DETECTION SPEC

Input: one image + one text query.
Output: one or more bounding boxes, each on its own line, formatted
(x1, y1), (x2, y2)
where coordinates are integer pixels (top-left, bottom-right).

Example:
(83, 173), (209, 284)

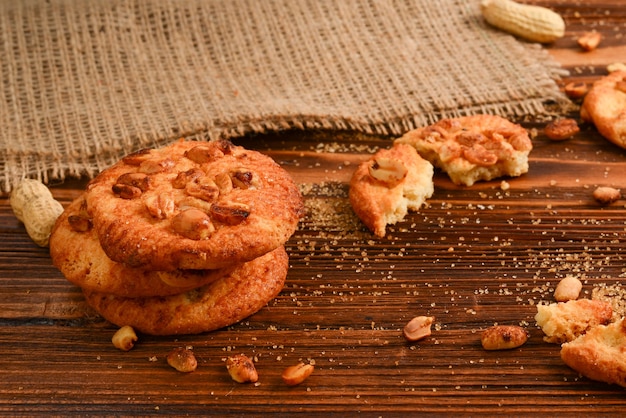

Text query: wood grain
(2, 1), (626, 415)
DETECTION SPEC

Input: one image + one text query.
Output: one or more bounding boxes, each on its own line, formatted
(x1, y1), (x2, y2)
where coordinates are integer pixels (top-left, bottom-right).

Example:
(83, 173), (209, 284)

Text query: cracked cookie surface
(84, 139), (303, 271)
(395, 115), (532, 186)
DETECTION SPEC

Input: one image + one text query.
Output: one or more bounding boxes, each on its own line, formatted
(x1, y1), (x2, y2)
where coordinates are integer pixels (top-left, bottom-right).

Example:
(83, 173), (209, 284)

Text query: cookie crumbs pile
(50, 139), (303, 335)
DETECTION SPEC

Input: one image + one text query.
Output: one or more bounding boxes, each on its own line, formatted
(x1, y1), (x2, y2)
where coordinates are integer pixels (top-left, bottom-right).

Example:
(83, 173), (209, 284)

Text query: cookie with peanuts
(83, 139), (304, 271)
(50, 195), (233, 298)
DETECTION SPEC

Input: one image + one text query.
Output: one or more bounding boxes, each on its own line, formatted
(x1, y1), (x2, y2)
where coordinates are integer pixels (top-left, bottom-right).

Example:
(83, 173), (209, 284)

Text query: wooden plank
(1, 0), (626, 415)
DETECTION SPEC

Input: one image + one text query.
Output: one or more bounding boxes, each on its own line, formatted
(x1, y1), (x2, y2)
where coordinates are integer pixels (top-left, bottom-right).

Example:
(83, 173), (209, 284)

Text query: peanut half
(577, 31), (602, 52)
(593, 186), (621, 205)
(226, 354), (258, 383)
(167, 347), (198, 373)
(111, 325), (138, 351)
(403, 316), (435, 342)
(281, 362), (315, 386)
(481, 325), (528, 350)
(544, 118), (580, 141)
(554, 276), (583, 302)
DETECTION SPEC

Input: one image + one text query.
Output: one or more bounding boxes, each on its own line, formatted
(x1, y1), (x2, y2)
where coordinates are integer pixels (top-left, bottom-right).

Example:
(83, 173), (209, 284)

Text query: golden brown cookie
(580, 70), (626, 149)
(395, 115), (532, 186)
(84, 139), (303, 271)
(349, 143), (434, 237)
(50, 196), (230, 297)
(82, 246), (288, 335)
(560, 318), (626, 388)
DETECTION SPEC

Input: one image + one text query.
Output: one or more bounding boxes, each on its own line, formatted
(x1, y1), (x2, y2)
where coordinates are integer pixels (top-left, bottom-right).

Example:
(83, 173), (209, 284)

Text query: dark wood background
(2, 1), (626, 415)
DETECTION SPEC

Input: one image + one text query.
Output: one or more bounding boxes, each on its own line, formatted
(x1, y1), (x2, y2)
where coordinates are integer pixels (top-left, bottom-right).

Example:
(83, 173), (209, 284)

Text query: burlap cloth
(0, 0), (570, 193)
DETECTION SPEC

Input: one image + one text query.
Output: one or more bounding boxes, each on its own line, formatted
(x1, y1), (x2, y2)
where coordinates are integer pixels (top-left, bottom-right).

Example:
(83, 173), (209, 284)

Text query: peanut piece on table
(226, 354), (258, 383)
(112, 325), (138, 351)
(564, 82), (588, 99)
(593, 187), (621, 205)
(544, 119), (579, 141)
(554, 276), (583, 302)
(577, 31), (602, 51)
(167, 347), (198, 373)
(282, 362), (315, 386)
(403, 316), (434, 342)
(481, 325), (528, 350)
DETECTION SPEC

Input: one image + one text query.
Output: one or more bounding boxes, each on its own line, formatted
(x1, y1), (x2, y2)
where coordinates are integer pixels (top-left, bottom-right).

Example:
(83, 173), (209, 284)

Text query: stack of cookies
(50, 139), (303, 335)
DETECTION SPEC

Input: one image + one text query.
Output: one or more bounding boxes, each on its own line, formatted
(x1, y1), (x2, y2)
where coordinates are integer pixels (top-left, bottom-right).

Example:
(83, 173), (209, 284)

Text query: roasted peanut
(185, 177), (220, 202)
(563, 82), (588, 99)
(210, 202), (251, 225)
(112, 325), (138, 351)
(214, 172), (233, 194)
(143, 193), (176, 219)
(544, 118), (579, 141)
(230, 169), (260, 189)
(138, 157), (175, 174)
(116, 172), (150, 192)
(403, 316), (434, 342)
(121, 148), (152, 166)
(167, 347), (198, 372)
(554, 276), (583, 302)
(281, 362), (314, 386)
(171, 208), (215, 240)
(481, 0), (565, 44)
(481, 325), (528, 350)
(184, 144), (223, 164)
(577, 31), (602, 51)
(172, 168), (203, 189)
(112, 183), (143, 199)
(593, 186), (621, 205)
(10, 179), (64, 247)
(226, 354), (258, 383)
(463, 145), (498, 166)
(368, 157), (408, 186)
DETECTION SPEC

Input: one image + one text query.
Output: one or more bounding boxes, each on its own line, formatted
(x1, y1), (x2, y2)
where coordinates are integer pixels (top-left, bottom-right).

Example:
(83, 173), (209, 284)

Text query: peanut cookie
(560, 318), (626, 388)
(349, 143), (434, 237)
(83, 246), (288, 335)
(395, 115), (532, 186)
(50, 196), (230, 297)
(580, 70), (626, 149)
(84, 139), (303, 271)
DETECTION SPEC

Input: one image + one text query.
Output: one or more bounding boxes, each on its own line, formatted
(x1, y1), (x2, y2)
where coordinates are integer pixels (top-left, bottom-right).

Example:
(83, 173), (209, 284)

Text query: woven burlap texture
(0, 0), (569, 193)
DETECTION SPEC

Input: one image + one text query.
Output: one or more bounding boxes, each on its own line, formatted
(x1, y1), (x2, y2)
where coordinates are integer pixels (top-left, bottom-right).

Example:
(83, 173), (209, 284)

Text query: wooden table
(2, 1), (625, 415)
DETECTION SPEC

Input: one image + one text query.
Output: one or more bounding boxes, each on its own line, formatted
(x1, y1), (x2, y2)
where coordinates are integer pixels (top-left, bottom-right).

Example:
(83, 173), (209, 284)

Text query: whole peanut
(10, 179), (64, 247)
(481, 0), (565, 44)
